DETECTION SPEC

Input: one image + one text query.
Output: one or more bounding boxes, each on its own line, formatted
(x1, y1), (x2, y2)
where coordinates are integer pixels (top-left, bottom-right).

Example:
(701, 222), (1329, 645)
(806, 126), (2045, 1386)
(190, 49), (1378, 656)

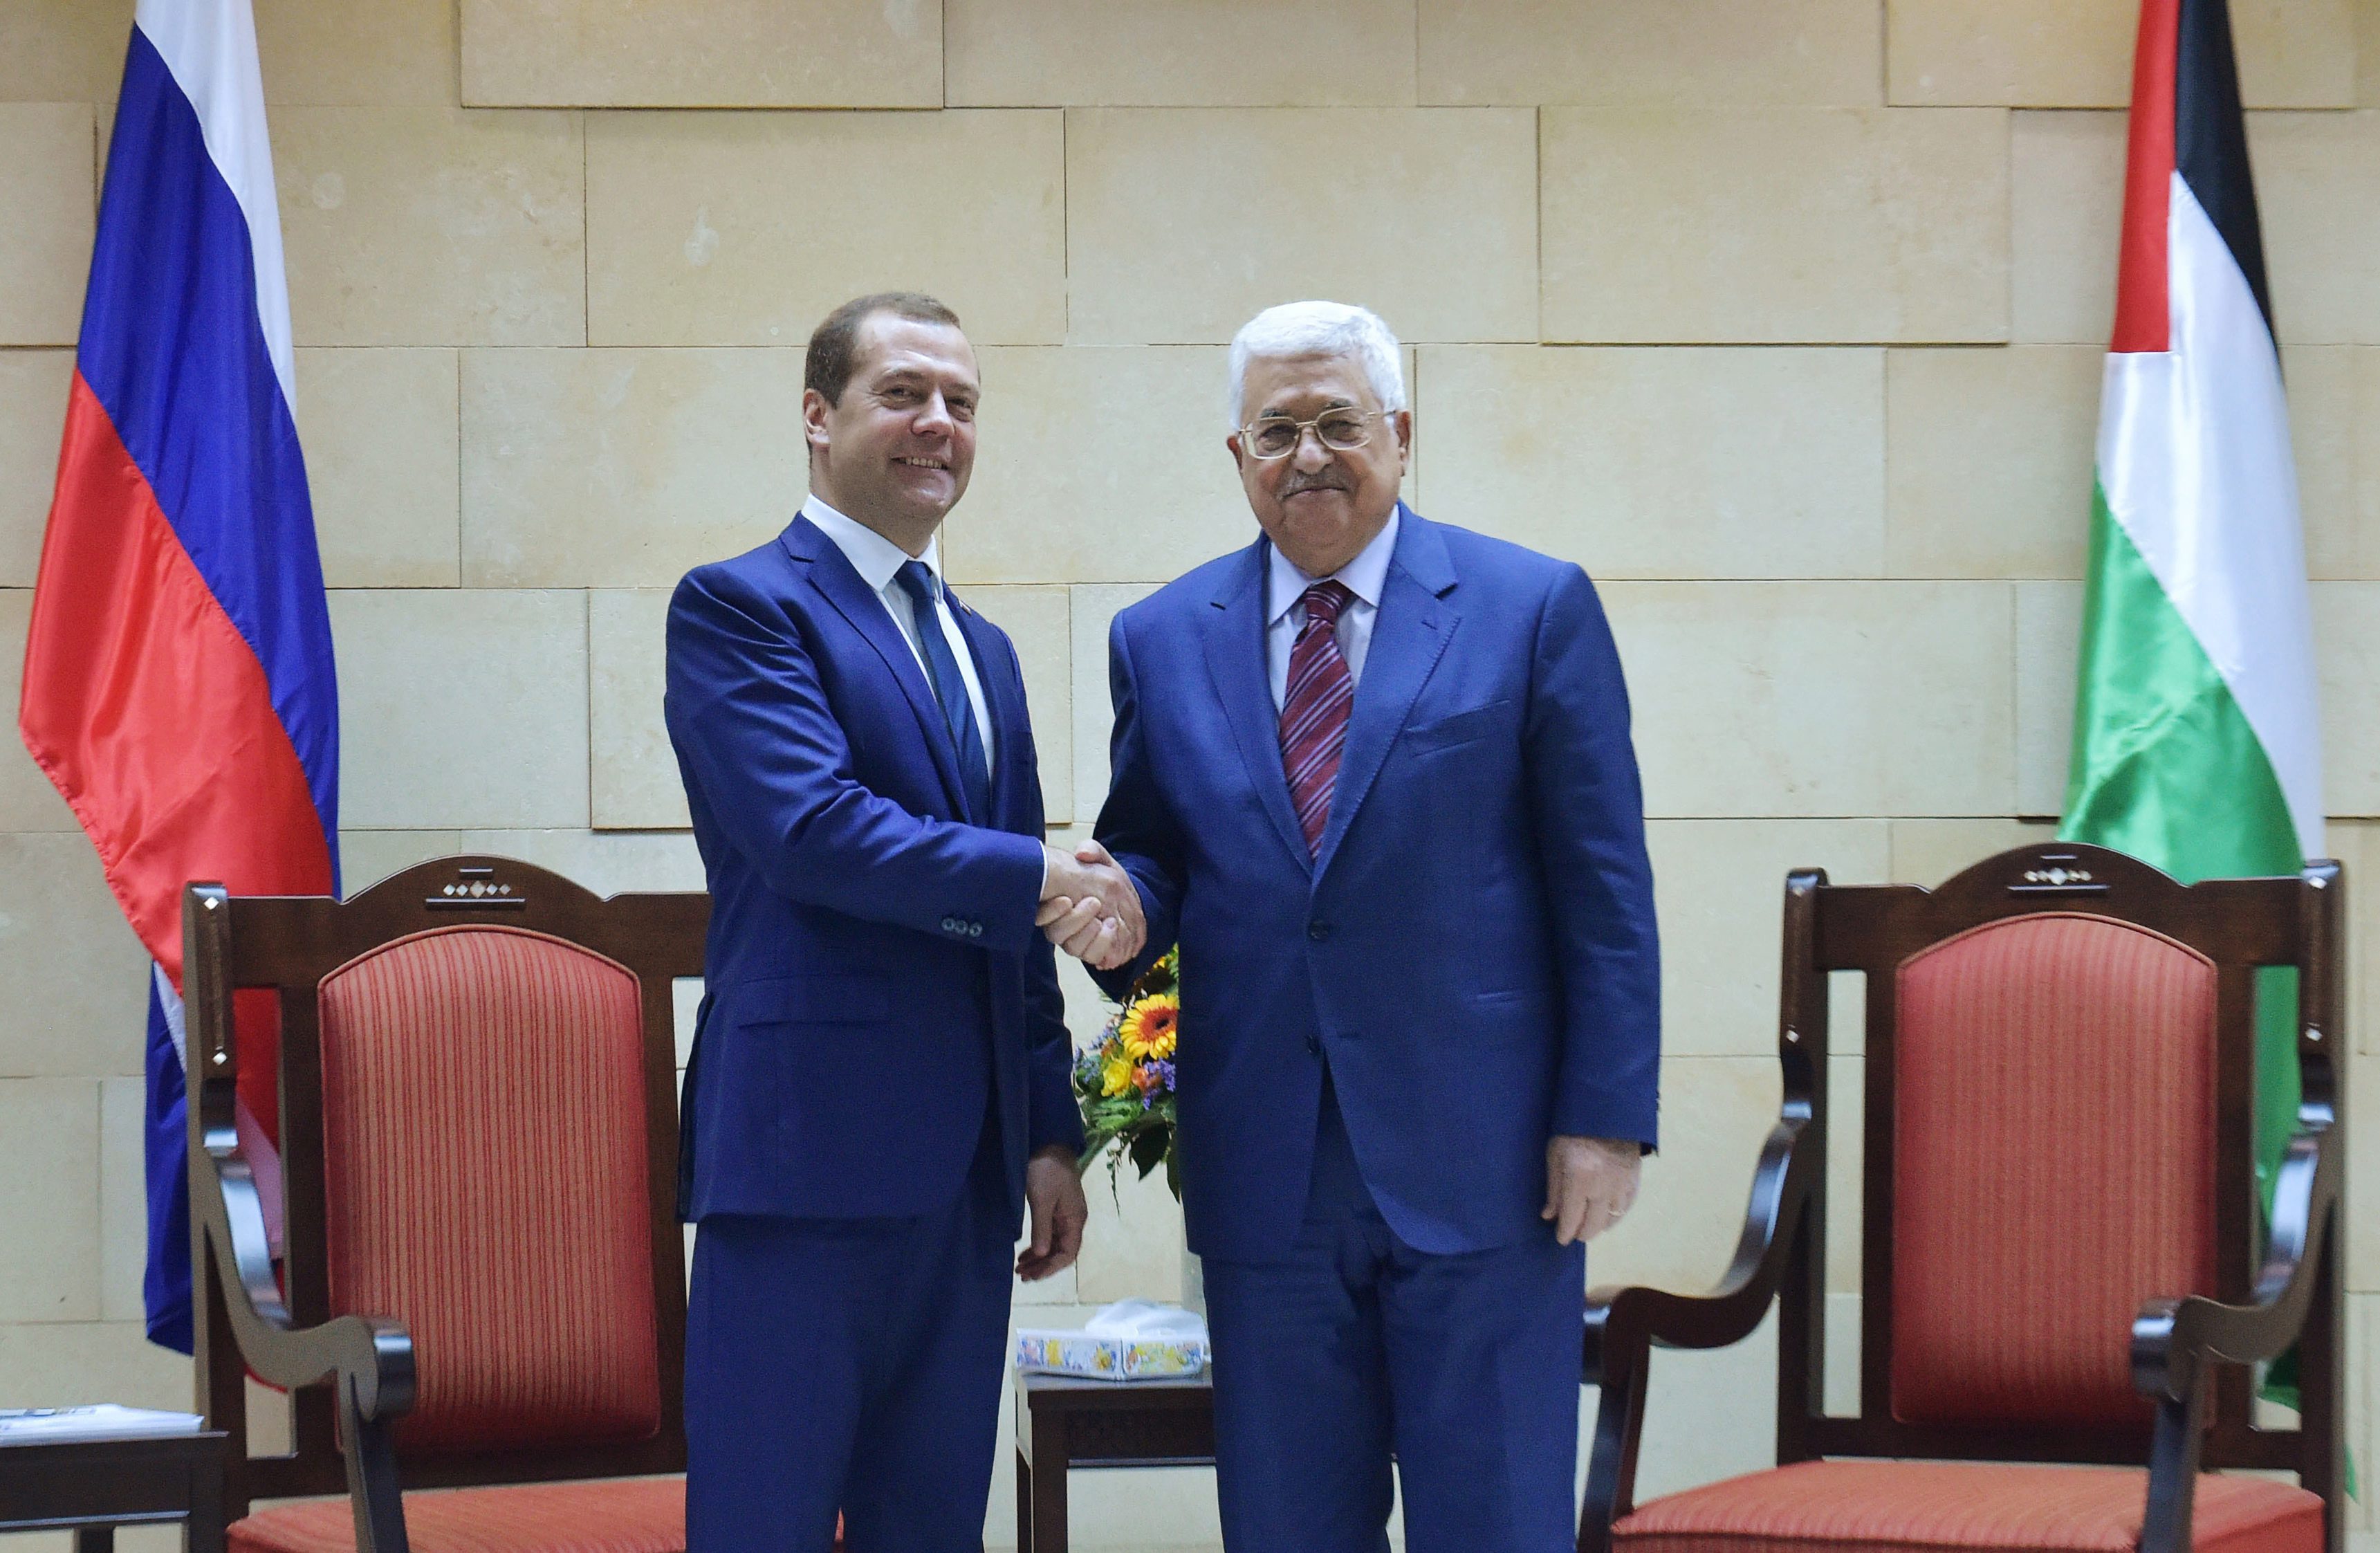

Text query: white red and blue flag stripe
(17, 0), (338, 1352)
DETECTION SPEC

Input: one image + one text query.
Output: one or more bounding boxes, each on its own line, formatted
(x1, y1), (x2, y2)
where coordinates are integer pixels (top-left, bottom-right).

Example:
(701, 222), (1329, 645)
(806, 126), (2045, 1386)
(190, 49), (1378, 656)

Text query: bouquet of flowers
(1073, 947), (1180, 1200)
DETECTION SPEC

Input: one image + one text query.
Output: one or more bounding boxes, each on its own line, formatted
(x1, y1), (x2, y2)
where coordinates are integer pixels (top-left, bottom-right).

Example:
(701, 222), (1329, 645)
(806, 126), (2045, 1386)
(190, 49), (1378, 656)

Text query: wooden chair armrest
(191, 1063), (416, 1553)
(1585, 1111), (1814, 1380)
(191, 1121), (415, 1419)
(1578, 1108), (1818, 1553)
(2134, 1123), (2338, 1399)
(2133, 1121), (2339, 1553)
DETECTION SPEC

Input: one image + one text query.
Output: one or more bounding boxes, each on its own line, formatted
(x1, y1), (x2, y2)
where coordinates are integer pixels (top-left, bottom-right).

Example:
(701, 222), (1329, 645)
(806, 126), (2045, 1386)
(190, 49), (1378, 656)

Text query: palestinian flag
(2059, 0), (2321, 1244)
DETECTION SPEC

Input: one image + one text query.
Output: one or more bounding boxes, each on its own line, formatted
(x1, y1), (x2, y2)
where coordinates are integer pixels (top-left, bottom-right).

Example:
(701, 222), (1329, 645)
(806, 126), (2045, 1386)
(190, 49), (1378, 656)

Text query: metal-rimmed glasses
(1237, 407), (1396, 460)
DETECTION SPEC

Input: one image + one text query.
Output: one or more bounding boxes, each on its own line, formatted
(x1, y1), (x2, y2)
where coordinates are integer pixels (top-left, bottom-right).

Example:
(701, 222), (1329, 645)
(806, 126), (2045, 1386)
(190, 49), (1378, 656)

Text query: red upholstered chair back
(1744, 843), (2343, 1479)
(317, 925), (661, 1453)
(1888, 912), (2219, 1427)
(189, 857), (707, 1518)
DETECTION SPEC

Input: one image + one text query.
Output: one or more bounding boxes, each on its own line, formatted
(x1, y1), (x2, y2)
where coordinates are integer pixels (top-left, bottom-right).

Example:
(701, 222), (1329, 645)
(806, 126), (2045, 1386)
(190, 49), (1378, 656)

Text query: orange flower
(1120, 992), (1179, 1062)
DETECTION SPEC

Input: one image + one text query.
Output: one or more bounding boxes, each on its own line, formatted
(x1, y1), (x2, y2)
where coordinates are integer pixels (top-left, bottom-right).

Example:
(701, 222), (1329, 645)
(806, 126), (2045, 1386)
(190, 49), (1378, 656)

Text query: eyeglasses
(1237, 407), (1395, 460)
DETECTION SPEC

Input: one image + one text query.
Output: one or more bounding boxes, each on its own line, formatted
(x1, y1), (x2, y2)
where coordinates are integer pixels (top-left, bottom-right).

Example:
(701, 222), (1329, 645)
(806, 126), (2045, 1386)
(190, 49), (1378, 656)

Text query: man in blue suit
(665, 293), (1143, 1552)
(1091, 301), (1661, 1553)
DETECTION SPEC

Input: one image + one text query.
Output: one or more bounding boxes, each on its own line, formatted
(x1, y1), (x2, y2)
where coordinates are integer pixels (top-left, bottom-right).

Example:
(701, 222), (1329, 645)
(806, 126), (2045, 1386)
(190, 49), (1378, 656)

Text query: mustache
(1278, 470), (1351, 497)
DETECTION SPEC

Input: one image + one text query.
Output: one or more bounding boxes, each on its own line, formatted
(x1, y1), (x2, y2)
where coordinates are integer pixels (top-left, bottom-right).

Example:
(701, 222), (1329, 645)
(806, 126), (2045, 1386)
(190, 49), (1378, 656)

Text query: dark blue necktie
(894, 560), (993, 821)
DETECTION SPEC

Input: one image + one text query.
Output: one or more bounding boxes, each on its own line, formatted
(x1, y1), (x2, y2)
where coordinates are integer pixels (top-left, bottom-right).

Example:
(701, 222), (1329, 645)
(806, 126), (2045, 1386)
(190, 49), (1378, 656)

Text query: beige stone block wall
(0, 834), (151, 1078)
(0, 591), (77, 833)
(461, 0), (943, 109)
(257, 0), (456, 107)
(1421, 0), (1883, 108)
(461, 347), (804, 587)
(589, 589), (686, 831)
(963, 585), (1075, 823)
(1065, 107), (1538, 345)
(297, 348), (461, 587)
(2253, 112), (2380, 346)
(0, 102), (95, 346)
(1645, 820), (1888, 1059)
(950, 347), (1250, 585)
(1416, 347), (1885, 580)
(949, 0), (1415, 107)
(275, 107), (584, 347)
(2014, 580), (2085, 816)
(1885, 347), (2101, 579)
(1542, 109), (2009, 344)
(2011, 109), (2126, 345)
(1607, 582), (2016, 818)
(331, 589), (591, 828)
(5, 4), (2379, 1544)
(584, 110), (1066, 347)
(2291, 348), (2380, 578)
(1887, 0), (2358, 109)
(0, 351), (71, 585)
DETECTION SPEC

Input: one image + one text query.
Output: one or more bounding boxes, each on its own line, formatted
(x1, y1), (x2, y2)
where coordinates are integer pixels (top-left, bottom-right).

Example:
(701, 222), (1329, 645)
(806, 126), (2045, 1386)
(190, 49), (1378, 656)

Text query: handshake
(1037, 840), (1147, 972)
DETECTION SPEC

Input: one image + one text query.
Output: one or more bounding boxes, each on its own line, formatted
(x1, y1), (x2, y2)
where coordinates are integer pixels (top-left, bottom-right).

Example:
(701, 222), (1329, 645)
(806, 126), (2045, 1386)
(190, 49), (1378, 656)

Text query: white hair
(1226, 301), (1406, 428)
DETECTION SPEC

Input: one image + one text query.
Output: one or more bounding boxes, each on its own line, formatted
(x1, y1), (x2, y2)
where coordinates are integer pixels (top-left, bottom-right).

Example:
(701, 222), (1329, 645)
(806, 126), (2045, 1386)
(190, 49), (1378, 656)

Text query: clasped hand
(1037, 839), (1147, 971)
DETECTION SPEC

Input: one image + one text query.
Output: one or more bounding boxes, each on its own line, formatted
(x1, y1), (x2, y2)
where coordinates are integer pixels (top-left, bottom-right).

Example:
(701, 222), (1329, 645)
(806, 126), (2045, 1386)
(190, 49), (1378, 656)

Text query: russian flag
(17, 0), (338, 1353)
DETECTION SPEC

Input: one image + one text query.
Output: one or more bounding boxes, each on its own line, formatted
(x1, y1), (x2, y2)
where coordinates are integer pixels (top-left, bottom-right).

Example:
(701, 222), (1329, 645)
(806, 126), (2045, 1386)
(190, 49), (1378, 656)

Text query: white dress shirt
(802, 495), (995, 778)
(1264, 508), (1401, 713)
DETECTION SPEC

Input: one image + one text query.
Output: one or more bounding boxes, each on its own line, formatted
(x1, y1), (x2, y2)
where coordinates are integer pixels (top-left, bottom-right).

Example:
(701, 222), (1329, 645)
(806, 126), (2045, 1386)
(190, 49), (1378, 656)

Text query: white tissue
(1083, 1298), (1208, 1343)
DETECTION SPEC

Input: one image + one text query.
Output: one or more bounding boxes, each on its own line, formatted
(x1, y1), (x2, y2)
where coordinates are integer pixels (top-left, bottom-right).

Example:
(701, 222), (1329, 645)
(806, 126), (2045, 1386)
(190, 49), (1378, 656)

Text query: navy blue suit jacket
(665, 515), (1083, 1226)
(1093, 506), (1660, 1262)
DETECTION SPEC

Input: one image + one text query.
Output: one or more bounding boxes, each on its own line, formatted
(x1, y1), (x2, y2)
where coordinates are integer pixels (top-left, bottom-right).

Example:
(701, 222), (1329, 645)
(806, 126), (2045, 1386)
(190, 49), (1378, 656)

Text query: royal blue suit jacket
(665, 515), (1083, 1226)
(1093, 506), (1660, 1262)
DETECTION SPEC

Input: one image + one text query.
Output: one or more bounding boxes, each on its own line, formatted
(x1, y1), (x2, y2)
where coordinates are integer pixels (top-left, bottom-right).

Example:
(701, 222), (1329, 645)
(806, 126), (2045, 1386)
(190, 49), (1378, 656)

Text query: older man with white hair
(1080, 300), (1661, 1552)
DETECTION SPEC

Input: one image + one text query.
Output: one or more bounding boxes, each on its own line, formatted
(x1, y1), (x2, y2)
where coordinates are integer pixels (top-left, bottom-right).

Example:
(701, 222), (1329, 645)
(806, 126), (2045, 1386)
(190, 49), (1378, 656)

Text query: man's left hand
(1018, 1144), (1089, 1280)
(1543, 1134), (1641, 1245)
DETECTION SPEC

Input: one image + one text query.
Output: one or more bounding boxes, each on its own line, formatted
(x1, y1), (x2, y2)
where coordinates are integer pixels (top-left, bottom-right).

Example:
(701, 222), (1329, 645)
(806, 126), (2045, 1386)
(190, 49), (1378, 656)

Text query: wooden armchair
(1581, 842), (2346, 1553)
(181, 856), (708, 1553)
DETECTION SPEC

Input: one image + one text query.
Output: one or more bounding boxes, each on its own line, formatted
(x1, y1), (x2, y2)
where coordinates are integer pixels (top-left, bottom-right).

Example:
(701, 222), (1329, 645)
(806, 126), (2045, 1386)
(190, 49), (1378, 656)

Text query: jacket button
(941, 917), (958, 932)
(969, 923), (983, 937)
(1307, 921), (1331, 942)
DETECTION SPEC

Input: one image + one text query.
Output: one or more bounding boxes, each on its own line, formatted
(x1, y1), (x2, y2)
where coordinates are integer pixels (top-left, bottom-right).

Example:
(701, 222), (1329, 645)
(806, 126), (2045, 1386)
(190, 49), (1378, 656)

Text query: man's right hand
(1039, 840), (1147, 971)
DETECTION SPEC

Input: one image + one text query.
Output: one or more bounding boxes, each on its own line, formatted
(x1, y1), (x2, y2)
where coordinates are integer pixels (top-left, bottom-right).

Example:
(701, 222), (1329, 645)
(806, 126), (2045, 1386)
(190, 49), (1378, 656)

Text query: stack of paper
(0, 1406), (205, 1443)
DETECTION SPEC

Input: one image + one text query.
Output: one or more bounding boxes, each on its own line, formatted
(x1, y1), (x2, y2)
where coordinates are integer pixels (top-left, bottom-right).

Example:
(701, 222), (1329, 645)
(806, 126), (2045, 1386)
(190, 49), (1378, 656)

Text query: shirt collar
(1266, 506), (1401, 627)
(801, 493), (945, 595)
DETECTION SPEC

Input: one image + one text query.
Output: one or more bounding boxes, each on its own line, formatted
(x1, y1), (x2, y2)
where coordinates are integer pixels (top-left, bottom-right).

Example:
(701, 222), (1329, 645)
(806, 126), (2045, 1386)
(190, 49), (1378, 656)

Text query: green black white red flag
(2059, 0), (2321, 1218)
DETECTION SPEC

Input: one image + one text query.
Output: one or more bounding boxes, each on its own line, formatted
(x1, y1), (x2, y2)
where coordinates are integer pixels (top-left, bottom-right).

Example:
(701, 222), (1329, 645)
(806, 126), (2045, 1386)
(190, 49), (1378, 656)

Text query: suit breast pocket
(1404, 699), (1515, 757)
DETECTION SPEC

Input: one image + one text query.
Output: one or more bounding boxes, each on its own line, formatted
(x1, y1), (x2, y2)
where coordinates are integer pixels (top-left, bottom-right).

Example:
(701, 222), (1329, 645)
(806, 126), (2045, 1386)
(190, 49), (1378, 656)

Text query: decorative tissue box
(1015, 1298), (1208, 1381)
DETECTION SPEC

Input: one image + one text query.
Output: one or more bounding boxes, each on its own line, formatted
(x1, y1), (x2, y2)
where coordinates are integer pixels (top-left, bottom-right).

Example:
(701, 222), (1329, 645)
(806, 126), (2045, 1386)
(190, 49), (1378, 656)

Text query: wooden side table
(0, 1432), (229, 1552)
(1015, 1373), (1215, 1553)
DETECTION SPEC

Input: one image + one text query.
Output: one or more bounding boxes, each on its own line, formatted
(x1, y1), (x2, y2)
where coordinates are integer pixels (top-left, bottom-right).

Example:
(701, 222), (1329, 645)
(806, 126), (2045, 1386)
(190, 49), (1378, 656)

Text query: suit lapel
(1313, 507), (1460, 877)
(946, 592), (1024, 829)
(1200, 542), (1313, 874)
(781, 517), (970, 819)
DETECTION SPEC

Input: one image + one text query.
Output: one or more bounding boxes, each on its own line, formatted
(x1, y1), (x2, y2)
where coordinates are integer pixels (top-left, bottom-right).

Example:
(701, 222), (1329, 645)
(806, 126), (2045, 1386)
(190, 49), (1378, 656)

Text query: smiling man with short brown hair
(665, 293), (1136, 1552)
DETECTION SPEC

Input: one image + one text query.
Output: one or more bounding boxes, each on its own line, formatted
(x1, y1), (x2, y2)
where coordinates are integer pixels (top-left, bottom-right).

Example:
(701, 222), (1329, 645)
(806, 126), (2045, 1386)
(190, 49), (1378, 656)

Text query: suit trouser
(1201, 1076), (1587, 1553)
(684, 1117), (1016, 1553)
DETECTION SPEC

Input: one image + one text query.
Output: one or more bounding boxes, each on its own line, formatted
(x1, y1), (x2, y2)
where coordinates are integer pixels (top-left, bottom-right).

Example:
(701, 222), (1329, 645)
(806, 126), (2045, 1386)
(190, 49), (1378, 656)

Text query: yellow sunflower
(1119, 991), (1179, 1063)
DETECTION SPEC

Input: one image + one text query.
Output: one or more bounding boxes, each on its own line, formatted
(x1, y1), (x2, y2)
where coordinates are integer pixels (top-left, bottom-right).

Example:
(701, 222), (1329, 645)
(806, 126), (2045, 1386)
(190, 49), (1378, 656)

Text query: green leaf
(1129, 1124), (1168, 1177)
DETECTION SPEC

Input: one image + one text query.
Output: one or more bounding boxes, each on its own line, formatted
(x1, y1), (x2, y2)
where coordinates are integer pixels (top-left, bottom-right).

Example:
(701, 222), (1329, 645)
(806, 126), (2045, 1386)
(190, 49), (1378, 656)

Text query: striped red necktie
(1280, 581), (1356, 856)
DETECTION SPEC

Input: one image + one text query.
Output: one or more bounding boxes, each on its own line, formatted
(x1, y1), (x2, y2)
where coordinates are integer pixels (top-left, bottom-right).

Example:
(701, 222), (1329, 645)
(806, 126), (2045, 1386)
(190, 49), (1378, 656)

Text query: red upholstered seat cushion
(1890, 912), (2219, 1427)
(317, 926), (660, 1453)
(1614, 1460), (2321, 1553)
(229, 1478), (683, 1553)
